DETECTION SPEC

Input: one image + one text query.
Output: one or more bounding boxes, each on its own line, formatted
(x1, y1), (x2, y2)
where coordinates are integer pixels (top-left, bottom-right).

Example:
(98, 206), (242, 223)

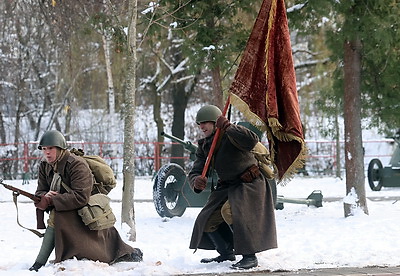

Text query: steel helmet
(196, 105), (222, 124)
(38, 130), (67, 150)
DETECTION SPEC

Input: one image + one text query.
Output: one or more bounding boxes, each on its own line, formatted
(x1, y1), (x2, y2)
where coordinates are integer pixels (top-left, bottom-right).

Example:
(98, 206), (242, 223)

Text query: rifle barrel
(0, 179), (40, 203)
(161, 132), (186, 144)
(160, 132), (198, 154)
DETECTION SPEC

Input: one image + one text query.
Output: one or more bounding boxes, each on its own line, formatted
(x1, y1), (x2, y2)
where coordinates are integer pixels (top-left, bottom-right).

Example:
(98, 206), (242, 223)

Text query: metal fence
(0, 139), (395, 181)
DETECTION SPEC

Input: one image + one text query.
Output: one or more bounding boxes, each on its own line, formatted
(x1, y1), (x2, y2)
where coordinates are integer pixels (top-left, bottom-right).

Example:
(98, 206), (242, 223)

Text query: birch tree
(121, 0), (138, 241)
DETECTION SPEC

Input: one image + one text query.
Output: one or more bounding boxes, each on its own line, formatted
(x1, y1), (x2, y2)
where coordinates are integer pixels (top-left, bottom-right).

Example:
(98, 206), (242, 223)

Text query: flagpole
(201, 94), (231, 178)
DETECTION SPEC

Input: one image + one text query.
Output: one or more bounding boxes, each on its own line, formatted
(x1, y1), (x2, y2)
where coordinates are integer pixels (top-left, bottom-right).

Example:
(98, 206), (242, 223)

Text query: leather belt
(240, 164), (260, 183)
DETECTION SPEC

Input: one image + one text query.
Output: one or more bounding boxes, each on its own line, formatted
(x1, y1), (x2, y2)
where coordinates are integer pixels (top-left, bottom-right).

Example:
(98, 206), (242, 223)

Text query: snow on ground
(0, 175), (399, 275)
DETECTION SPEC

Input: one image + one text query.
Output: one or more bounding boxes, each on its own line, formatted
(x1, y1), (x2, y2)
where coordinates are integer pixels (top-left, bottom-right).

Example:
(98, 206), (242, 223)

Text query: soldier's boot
(230, 254), (258, 270)
(113, 248), (143, 264)
(200, 231), (235, 263)
(29, 226), (55, 272)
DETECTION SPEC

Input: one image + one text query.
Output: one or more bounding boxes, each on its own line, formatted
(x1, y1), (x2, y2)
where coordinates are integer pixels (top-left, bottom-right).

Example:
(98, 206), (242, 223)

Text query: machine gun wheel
(367, 158), (383, 191)
(153, 163), (187, 218)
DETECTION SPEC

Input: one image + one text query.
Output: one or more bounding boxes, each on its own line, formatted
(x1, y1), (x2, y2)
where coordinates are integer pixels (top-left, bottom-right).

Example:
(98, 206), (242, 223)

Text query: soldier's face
(41, 146), (58, 163)
(199, 121), (215, 137)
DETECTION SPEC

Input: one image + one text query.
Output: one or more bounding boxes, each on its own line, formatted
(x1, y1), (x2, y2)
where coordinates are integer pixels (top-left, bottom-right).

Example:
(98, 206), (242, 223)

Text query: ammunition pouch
(77, 194), (116, 231)
(240, 164), (261, 183)
(61, 182), (116, 231)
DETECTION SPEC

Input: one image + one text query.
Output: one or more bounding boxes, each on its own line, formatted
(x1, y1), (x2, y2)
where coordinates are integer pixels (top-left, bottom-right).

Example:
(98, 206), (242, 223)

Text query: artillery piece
(153, 130), (323, 218)
(367, 134), (400, 191)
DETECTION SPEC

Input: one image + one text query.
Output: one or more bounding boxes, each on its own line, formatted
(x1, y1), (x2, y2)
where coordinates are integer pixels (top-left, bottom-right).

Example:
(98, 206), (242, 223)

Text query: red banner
(229, 0), (306, 183)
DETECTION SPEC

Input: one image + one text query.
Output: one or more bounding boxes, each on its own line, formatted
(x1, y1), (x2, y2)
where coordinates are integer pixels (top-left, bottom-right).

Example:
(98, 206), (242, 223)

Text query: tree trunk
(102, 33), (119, 171)
(343, 38), (368, 217)
(121, 0), (137, 242)
(102, 34), (115, 115)
(171, 82), (187, 168)
(64, 99), (72, 140)
(13, 101), (22, 179)
(152, 82), (164, 171)
(206, 16), (223, 108)
(0, 111), (6, 144)
(334, 109), (341, 178)
(211, 66), (223, 109)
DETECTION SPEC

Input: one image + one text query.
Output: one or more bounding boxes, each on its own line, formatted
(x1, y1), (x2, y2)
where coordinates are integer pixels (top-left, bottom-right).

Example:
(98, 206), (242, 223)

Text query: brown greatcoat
(36, 150), (135, 264)
(189, 124), (277, 255)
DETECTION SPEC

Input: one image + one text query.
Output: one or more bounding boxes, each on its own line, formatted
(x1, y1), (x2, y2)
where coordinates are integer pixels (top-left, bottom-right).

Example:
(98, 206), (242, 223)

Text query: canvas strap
(50, 172), (62, 192)
(12, 192), (44, 238)
(10, 173), (64, 238)
(61, 181), (72, 193)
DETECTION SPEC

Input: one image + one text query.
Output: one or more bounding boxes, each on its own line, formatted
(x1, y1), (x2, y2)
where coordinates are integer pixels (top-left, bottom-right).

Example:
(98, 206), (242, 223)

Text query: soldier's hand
(35, 195), (52, 211)
(216, 115), (231, 131)
(46, 191), (58, 198)
(194, 176), (207, 191)
(35, 191), (57, 210)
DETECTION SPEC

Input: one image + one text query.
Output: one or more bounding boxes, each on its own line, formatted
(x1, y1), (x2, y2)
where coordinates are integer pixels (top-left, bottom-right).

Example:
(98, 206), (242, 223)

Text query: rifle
(0, 178), (45, 237)
(0, 178), (41, 203)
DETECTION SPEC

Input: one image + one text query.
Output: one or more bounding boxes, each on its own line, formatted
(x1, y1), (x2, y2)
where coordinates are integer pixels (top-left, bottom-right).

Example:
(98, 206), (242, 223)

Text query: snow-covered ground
(0, 175), (399, 275)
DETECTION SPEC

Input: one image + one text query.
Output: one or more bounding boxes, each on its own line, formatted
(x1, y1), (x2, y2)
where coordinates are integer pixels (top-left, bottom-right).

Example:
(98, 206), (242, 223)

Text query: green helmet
(196, 105), (222, 124)
(38, 130), (67, 150)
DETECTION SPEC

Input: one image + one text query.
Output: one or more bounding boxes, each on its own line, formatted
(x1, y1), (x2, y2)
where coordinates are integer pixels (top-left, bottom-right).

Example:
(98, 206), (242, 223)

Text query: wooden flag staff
(201, 94), (231, 178)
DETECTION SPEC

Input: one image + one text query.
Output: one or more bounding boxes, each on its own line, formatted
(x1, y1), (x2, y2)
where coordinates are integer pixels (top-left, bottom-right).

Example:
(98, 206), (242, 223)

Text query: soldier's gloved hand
(216, 115), (231, 131)
(35, 195), (52, 211)
(35, 191), (57, 211)
(193, 176), (207, 191)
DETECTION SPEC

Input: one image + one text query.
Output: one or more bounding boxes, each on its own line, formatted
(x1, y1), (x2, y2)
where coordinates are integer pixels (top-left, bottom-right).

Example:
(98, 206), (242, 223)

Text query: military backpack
(70, 148), (117, 195)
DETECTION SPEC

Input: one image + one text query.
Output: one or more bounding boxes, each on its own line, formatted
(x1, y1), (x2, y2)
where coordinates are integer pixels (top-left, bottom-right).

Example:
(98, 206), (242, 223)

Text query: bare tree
(0, 111), (5, 144)
(121, 0), (138, 241)
(100, 0), (120, 171)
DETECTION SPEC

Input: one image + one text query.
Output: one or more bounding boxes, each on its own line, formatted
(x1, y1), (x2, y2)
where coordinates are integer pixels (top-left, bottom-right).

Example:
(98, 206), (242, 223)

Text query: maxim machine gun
(153, 129), (323, 218)
(367, 134), (400, 191)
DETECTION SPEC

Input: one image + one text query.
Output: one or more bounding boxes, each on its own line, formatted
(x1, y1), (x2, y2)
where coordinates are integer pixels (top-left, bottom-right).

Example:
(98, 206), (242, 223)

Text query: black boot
(29, 226), (55, 272)
(130, 248), (143, 262)
(200, 231), (235, 263)
(231, 254), (258, 269)
(112, 248), (143, 264)
(29, 262), (44, 272)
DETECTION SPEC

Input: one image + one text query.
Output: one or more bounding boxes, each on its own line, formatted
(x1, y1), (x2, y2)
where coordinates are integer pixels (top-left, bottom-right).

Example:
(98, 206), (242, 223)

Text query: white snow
(0, 175), (399, 275)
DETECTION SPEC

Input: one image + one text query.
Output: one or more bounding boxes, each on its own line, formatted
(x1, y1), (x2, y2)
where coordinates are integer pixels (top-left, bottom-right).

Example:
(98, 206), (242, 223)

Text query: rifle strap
(12, 192), (44, 238)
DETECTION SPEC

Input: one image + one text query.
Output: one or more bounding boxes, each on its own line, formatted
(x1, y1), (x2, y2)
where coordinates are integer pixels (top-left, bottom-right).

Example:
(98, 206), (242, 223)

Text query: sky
(0, 175), (399, 276)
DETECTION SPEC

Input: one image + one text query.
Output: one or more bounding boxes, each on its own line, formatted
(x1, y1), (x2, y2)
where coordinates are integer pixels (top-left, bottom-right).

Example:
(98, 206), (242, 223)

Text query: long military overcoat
(36, 151), (135, 264)
(189, 124), (277, 255)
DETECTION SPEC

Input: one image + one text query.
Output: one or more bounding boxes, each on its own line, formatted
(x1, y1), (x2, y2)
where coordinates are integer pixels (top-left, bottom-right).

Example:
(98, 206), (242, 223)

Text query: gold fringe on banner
(228, 0), (307, 185)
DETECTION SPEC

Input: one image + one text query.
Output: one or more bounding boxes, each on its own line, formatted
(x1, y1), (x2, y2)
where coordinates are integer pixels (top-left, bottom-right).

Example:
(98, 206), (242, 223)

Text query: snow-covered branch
(287, 2), (308, 13)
